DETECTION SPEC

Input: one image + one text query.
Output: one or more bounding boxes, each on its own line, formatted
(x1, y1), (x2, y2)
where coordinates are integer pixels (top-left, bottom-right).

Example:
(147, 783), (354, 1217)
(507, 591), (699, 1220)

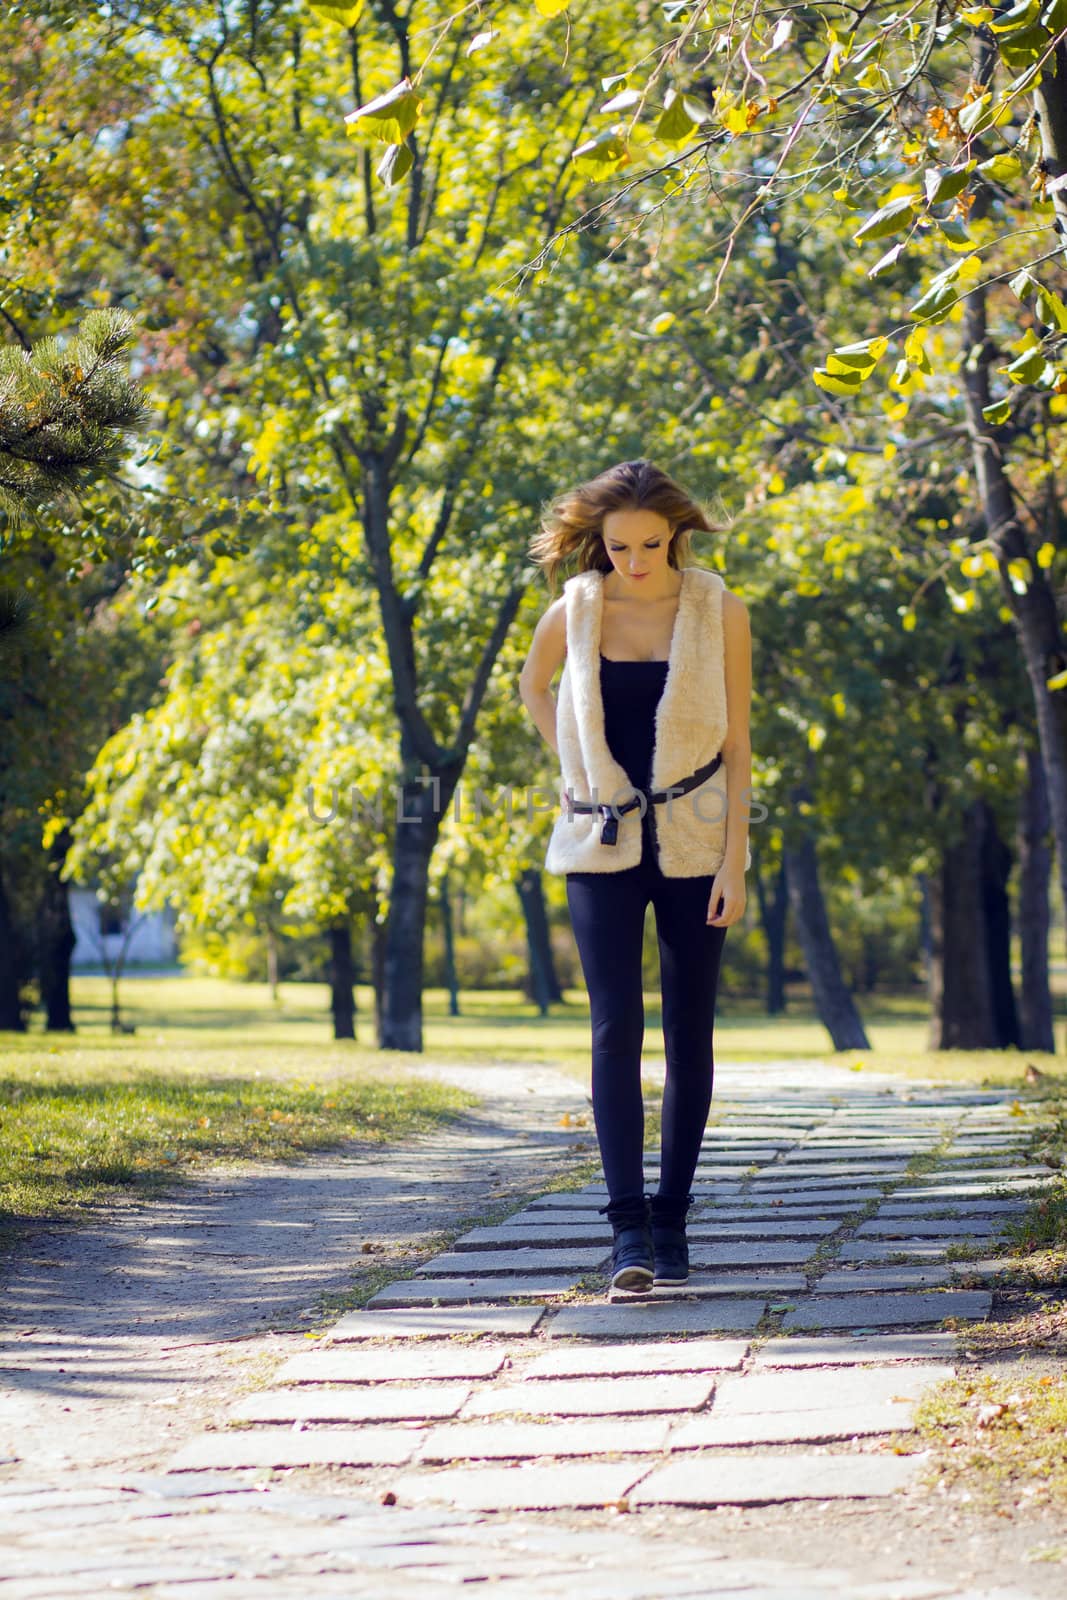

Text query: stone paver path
(1, 1059), (1058, 1598)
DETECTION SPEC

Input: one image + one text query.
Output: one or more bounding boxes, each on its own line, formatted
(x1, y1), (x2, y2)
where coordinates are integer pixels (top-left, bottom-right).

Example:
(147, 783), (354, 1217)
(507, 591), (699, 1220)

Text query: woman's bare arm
(518, 597), (567, 757)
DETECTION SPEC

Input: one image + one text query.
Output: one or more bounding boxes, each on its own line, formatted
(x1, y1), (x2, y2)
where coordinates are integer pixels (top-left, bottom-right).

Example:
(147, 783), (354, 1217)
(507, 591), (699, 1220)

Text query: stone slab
(879, 1199), (1029, 1218)
(819, 1267), (1011, 1292)
(711, 1364), (955, 1414)
(453, 1224), (611, 1246)
(668, 1402), (916, 1446)
(748, 1168), (906, 1185)
(366, 1277), (577, 1308)
(756, 1333), (959, 1367)
(748, 1171), (900, 1188)
(738, 1189), (885, 1208)
(453, 1218), (836, 1248)
(690, 1217), (841, 1237)
(520, 1338), (750, 1378)
(168, 1428), (424, 1472)
(855, 1220), (999, 1240)
(230, 1385), (472, 1423)
(389, 1461), (647, 1510)
(837, 1241), (965, 1263)
(329, 1306), (545, 1339)
(275, 1347), (508, 1383)
(414, 1248), (607, 1275)
(630, 1450), (925, 1504)
(545, 1300), (766, 1338)
(416, 1418), (674, 1461)
(459, 1373), (716, 1418)
(781, 1291), (992, 1331)
(892, 1179), (1054, 1200)
(653, 1273), (808, 1296)
(688, 1243), (812, 1267)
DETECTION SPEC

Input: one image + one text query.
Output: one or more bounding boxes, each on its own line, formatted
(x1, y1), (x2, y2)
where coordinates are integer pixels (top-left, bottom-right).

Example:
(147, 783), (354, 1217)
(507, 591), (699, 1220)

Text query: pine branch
(0, 308), (152, 521)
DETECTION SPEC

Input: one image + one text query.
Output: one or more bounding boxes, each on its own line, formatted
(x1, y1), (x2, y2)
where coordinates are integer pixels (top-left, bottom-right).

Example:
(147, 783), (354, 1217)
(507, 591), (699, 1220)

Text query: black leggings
(565, 817), (728, 1208)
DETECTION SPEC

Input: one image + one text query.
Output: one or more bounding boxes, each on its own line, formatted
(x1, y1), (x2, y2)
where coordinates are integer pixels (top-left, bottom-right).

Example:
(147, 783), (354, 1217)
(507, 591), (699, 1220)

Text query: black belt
(565, 752), (723, 846)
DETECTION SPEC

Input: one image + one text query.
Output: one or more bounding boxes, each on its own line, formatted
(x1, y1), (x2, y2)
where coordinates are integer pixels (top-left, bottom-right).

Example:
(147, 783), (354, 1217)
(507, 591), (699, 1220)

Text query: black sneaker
(650, 1222), (689, 1285)
(599, 1194), (654, 1292)
(609, 1221), (655, 1291)
(649, 1191), (694, 1286)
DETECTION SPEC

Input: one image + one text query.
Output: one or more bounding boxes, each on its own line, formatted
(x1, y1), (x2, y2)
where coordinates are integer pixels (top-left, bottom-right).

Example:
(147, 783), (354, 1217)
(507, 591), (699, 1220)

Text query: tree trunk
(978, 798), (1019, 1049)
(1017, 743), (1055, 1053)
(440, 870), (460, 1018)
(265, 925), (280, 1002)
(370, 914), (386, 1043)
(0, 864), (26, 1031)
(328, 919), (356, 1041)
(380, 756), (463, 1050)
(961, 282), (1067, 973)
(927, 803), (998, 1049)
(916, 871), (933, 987)
(783, 784), (869, 1050)
(38, 825), (76, 1032)
(517, 866), (562, 1014)
(754, 857), (788, 1015)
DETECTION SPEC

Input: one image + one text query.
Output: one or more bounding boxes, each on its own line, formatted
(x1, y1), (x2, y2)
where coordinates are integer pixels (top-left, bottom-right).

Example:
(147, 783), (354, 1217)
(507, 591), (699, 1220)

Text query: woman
(518, 459), (752, 1297)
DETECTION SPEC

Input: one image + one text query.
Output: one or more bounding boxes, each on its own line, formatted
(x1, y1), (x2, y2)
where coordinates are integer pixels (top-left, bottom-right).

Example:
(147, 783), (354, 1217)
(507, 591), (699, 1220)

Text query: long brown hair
(527, 459), (729, 596)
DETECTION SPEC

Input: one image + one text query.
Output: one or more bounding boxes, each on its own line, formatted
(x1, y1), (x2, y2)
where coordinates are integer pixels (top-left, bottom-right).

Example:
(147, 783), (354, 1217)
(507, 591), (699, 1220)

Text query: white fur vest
(544, 564), (751, 878)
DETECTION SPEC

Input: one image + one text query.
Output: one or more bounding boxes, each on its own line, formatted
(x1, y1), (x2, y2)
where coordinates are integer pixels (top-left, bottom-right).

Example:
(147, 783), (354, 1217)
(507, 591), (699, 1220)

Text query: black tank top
(600, 653), (669, 792)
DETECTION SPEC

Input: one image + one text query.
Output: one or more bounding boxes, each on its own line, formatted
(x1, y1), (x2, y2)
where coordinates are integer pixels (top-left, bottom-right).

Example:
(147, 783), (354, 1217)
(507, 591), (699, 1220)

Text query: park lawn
(0, 999), (479, 1227)
(51, 972), (1067, 1088)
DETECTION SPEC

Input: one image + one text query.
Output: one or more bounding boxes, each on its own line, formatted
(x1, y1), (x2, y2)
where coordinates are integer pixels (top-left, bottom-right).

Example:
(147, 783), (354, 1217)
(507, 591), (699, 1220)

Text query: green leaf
(958, 94), (995, 135)
(308, 0), (364, 24)
(924, 161), (976, 205)
(572, 129), (631, 177)
(1002, 345), (1046, 383)
(601, 87), (641, 113)
(826, 351), (876, 375)
(852, 192), (920, 243)
(1042, 0), (1067, 31)
(656, 90), (697, 145)
(999, 24), (1051, 71)
(982, 398), (1012, 424)
(977, 152), (1024, 183)
(990, 0), (1041, 29)
(812, 365), (865, 396)
(937, 217), (974, 250)
(868, 241), (906, 278)
(1036, 285), (1067, 332)
(910, 279), (962, 323)
(376, 142), (413, 187)
(344, 78), (421, 144)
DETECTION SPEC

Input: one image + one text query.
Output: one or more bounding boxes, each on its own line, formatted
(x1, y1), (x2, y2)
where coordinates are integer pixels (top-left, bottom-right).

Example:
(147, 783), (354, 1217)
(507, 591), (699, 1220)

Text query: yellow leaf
(1037, 541), (1056, 569)
(534, 0), (570, 14)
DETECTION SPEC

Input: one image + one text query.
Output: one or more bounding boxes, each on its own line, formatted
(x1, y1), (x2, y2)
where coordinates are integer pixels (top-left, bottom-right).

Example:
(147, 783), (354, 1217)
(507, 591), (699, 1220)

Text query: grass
(911, 1364), (1067, 1511)
(0, 989), (485, 1230)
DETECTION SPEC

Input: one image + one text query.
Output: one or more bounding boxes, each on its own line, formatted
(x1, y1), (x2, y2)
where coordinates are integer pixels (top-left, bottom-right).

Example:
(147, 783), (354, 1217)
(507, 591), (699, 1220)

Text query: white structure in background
(68, 884), (181, 968)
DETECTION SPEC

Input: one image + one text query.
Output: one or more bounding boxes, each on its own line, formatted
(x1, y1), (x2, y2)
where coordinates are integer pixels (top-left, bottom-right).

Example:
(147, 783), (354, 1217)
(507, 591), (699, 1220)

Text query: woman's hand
(707, 867), (746, 927)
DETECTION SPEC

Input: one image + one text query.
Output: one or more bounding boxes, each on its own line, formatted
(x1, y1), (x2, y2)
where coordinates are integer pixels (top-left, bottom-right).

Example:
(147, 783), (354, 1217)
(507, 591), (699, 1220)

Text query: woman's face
(601, 507), (675, 587)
